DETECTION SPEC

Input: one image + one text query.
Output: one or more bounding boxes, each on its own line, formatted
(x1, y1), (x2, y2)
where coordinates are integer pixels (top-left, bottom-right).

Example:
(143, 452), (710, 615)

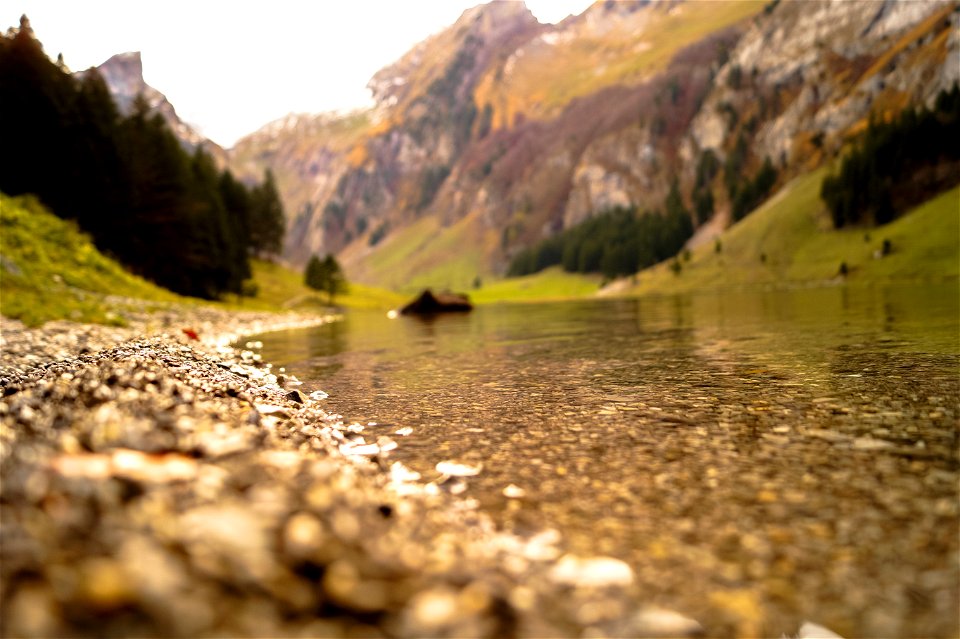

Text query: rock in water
(399, 289), (472, 315)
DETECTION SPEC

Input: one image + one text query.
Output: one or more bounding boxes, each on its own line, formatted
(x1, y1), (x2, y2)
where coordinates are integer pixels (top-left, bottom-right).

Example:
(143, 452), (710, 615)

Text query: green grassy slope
(0, 194), (403, 327)
(471, 267), (602, 304)
(0, 193), (183, 326)
(623, 169), (960, 296)
(234, 259), (405, 311)
(7, 168), (950, 327)
(350, 167), (956, 304)
(346, 213), (602, 303)
(346, 215), (488, 294)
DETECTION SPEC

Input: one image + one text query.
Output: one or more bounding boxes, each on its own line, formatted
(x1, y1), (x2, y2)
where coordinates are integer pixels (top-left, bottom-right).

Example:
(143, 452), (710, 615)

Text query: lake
(254, 284), (959, 637)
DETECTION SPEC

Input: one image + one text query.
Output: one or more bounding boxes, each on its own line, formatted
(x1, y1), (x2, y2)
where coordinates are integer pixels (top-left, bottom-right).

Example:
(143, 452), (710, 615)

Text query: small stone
(339, 442), (381, 457)
(805, 428), (851, 443)
(330, 510), (361, 541)
(627, 607), (704, 638)
(389, 461), (422, 483)
(549, 554), (633, 588)
(798, 620), (845, 638)
(77, 558), (134, 610)
(521, 529), (562, 561)
(110, 448), (198, 482)
(283, 512), (325, 559)
(503, 484), (526, 498)
(436, 460), (482, 477)
(6, 583), (60, 638)
(852, 437), (894, 451)
(286, 389), (306, 404)
(406, 587), (460, 632)
(376, 436), (398, 452)
(445, 478), (468, 495)
(255, 403), (290, 417)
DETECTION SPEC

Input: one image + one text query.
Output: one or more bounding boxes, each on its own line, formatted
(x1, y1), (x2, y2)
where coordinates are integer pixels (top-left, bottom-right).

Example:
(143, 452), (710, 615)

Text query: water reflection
(254, 284), (959, 637)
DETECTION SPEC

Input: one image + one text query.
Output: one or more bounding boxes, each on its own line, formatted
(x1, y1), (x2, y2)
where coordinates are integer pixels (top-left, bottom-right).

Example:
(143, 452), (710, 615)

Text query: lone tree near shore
(304, 253), (348, 304)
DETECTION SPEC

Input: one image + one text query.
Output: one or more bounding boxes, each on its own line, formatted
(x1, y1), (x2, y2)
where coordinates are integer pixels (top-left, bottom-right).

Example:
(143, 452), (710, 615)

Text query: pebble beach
(0, 310), (697, 638)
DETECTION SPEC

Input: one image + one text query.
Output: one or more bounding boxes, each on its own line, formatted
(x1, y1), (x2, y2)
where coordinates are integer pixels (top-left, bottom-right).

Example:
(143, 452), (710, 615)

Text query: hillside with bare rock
(228, 0), (959, 290)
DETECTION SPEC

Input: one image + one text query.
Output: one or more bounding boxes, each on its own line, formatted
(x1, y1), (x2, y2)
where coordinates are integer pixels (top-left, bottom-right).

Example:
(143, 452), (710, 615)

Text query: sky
(3, 1), (594, 148)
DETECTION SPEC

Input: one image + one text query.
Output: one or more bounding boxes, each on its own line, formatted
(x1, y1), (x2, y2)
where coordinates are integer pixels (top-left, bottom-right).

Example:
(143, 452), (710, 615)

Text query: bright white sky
(3, 1), (594, 148)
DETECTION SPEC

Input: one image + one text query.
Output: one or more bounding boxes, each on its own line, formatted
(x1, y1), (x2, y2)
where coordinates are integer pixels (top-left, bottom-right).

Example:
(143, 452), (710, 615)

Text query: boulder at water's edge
(399, 290), (473, 315)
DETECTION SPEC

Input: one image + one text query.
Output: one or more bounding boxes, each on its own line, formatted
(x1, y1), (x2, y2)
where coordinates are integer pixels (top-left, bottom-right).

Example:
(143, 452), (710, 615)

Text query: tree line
(821, 84), (960, 228)
(0, 17), (285, 299)
(507, 181), (694, 280)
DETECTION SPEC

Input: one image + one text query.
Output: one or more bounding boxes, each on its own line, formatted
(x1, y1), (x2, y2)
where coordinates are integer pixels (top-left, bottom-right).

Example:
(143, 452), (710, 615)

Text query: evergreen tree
(304, 254), (324, 291)
(218, 170), (253, 253)
(665, 180), (688, 221)
(304, 253), (348, 304)
(724, 133), (749, 199)
(731, 156), (778, 221)
(507, 191), (695, 279)
(250, 169), (285, 256)
(694, 189), (714, 225)
(320, 254), (348, 304)
(821, 87), (960, 227)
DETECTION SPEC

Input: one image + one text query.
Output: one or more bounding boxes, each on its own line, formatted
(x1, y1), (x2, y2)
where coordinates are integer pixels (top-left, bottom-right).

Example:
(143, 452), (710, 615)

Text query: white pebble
(549, 554), (634, 588)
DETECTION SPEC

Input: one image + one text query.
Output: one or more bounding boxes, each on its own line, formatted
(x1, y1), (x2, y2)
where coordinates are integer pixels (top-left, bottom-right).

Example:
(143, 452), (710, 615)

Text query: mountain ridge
(230, 0), (958, 289)
(87, 51), (228, 166)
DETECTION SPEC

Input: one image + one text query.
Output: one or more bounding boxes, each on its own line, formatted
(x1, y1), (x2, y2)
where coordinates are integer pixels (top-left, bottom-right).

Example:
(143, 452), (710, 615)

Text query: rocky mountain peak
(87, 51), (225, 163)
(457, 0), (538, 31)
(96, 51), (145, 101)
(368, 1), (542, 112)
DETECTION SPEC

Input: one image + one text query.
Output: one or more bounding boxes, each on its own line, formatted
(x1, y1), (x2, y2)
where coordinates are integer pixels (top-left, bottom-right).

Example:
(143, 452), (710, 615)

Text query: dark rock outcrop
(399, 289), (473, 315)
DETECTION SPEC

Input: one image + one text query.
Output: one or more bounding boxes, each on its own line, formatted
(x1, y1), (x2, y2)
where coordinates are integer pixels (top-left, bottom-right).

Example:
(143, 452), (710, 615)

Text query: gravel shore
(0, 310), (693, 638)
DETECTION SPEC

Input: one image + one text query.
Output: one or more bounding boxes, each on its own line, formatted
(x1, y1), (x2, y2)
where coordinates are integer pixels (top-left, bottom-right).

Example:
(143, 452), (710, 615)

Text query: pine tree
(304, 253), (348, 304)
(320, 254), (348, 304)
(250, 169), (285, 256)
(304, 254), (325, 291)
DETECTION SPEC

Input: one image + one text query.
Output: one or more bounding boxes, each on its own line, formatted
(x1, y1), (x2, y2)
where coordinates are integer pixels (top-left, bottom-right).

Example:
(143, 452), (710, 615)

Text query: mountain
(86, 52), (227, 165)
(230, 0), (959, 290)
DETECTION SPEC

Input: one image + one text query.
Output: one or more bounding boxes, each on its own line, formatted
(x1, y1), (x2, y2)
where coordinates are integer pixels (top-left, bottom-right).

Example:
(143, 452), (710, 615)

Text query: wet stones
(0, 310), (670, 638)
(5, 304), (958, 637)
(286, 389), (307, 404)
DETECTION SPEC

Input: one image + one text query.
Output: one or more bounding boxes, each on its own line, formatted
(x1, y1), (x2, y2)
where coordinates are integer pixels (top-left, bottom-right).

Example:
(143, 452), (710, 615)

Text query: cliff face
(576, 0), (958, 244)
(89, 52), (227, 165)
(229, 0), (958, 288)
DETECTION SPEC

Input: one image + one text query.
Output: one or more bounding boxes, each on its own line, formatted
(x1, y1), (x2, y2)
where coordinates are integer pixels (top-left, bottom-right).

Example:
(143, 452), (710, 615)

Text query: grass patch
(227, 259), (404, 311)
(0, 193), (183, 326)
(0, 194), (402, 327)
(359, 217), (442, 287)
(471, 267), (602, 304)
(623, 170), (959, 296)
(351, 214), (490, 294)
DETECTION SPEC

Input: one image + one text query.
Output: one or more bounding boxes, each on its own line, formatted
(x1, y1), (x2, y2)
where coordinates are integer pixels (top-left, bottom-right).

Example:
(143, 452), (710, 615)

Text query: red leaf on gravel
(182, 328), (199, 340)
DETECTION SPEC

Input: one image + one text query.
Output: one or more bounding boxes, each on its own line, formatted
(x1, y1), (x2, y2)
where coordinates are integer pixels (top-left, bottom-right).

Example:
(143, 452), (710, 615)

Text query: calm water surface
(256, 284), (959, 637)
